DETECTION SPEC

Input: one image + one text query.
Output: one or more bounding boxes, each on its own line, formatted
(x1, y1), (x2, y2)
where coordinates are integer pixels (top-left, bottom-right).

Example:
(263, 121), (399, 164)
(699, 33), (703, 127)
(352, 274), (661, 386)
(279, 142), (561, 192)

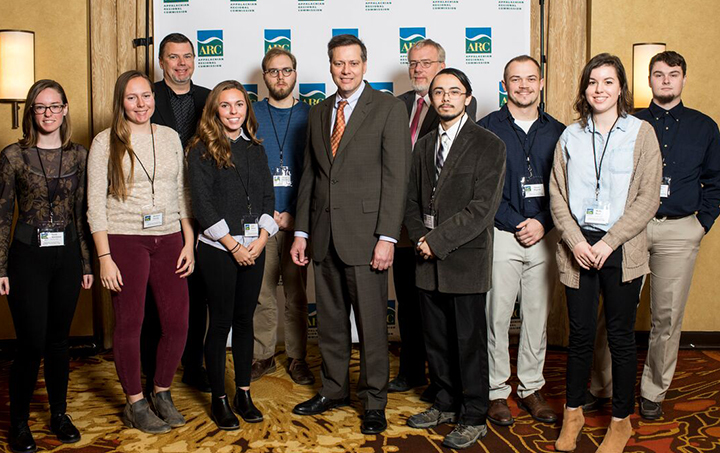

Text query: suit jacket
(405, 119), (506, 294)
(151, 79), (210, 132)
(397, 89), (479, 141)
(295, 83), (411, 265)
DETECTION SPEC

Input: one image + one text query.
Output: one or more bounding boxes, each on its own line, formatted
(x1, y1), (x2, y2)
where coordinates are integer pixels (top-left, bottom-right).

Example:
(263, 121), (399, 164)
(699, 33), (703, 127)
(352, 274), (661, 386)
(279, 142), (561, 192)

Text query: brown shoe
(555, 406), (584, 452)
(288, 358), (315, 385)
(596, 416), (633, 453)
(518, 391), (557, 423)
(488, 398), (514, 426)
(250, 357), (276, 381)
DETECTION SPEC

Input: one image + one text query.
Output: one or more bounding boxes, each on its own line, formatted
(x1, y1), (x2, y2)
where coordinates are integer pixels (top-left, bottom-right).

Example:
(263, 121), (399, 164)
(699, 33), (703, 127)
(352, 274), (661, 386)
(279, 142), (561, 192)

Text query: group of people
(2, 29), (717, 453)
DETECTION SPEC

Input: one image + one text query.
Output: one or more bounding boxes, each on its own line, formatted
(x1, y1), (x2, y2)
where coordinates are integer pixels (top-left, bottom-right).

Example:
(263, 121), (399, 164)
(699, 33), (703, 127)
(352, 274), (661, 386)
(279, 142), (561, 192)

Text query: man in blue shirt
(251, 48), (313, 385)
(478, 55), (564, 427)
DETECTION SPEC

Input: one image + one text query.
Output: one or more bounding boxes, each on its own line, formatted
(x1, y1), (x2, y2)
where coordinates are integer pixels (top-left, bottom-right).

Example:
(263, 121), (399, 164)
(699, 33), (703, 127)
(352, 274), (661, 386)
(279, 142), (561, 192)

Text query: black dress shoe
(420, 383), (440, 403)
(388, 375), (427, 393)
(50, 413), (81, 443)
(361, 410), (387, 434)
(210, 396), (240, 430)
(182, 367), (212, 393)
(233, 388), (263, 423)
(292, 393), (350, 416)
(9, 421), (36, 453)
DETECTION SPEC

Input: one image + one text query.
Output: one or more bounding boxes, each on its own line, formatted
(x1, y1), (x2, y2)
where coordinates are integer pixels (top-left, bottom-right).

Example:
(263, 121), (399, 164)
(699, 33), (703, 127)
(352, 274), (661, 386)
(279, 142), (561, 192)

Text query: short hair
(158, 33), (194, 58)
(430, 68), (472, 96)
(327, 34), (367, 62)
(408, 39), (446, 63)
(649, 50), (687, 76)
(503, 55), (541, 81)
(574, 53), (632, 128)
(262, 47), (298, 72)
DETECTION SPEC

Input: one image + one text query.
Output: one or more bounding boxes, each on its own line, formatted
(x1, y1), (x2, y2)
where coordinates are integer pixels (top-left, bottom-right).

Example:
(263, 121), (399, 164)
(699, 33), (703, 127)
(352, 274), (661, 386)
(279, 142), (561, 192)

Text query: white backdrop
(154, 0), (530, 342)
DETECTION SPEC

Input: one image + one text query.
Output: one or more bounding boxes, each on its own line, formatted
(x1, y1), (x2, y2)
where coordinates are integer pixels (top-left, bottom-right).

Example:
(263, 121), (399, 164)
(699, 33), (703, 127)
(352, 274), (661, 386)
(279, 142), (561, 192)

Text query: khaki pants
(253, 230), (309, 361)
(487, 228), (557, 400)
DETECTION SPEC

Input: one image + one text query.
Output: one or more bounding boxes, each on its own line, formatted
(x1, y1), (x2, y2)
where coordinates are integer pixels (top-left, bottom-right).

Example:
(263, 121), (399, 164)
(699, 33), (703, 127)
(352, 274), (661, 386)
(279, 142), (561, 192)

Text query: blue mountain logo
(466, 27), (492, 54)
(244, 84), (258, 103)
(264, 29), (291, 53)
(399, 27), (426, 54)
(197, 30), (223, 57)
(299, 83), (326, 106)
(370, 82), (394, 95)
(499, 81), (507, 106)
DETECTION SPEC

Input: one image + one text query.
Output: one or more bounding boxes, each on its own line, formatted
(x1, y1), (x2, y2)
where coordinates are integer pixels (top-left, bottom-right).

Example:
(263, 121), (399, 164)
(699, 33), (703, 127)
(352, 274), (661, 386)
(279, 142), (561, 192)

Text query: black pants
(7, 240), (82, 425)
(392, 247), (427, 383)
(419, 289), (489, 426)
(197, 242), (265, 397)
(565, 229), (642, 418)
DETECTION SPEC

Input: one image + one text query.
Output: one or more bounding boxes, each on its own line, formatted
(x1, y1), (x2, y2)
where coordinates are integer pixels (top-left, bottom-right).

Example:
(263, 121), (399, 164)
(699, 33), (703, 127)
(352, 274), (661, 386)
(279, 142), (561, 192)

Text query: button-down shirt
(436, 113), (468, 167)
(635, 101), (720, 232)
(330, 81), (366, 134)
(167, 82), (197, 148)
(478, 105), (565, 233)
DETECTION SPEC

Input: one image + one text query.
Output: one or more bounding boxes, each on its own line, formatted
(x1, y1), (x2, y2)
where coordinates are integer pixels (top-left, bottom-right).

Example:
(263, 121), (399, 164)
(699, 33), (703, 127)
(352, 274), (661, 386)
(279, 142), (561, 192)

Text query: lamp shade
(0, 30), (35, 101)
(633, 43), (666, 109)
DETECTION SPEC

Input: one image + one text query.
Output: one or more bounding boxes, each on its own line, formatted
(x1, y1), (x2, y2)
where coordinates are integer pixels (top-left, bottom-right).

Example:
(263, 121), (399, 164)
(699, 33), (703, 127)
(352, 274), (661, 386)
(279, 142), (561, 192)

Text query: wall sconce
(633, 42), (666, 110)
(0, 30), (35, 129)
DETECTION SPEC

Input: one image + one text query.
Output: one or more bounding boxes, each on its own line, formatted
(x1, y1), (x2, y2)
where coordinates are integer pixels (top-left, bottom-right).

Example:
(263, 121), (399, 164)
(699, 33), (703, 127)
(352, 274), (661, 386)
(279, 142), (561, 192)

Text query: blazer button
(331, 179), (338, 184)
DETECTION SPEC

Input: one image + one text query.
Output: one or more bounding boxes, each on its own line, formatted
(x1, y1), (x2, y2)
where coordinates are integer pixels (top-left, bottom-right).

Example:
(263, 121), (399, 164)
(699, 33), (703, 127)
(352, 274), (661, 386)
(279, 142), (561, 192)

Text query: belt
(13, 221), (77, 246)
(653, 214), (691, 222)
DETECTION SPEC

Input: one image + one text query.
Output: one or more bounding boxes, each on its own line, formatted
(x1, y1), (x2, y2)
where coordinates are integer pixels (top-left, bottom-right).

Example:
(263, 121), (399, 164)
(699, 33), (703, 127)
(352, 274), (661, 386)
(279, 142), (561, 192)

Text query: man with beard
(250, 48), (313, 385)
(390, 38), (477, 399)
(477, 55), (564, 426)
(405, 68), (505, 449)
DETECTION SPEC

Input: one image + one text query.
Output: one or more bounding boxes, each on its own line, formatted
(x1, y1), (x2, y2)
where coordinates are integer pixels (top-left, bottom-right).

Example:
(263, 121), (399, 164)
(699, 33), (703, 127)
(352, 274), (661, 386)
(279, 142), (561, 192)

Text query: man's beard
(654, 93), (678, 105)
(438, 108), (464, 122)
(269, 81), (296, 101)
(508, 91), (537, 108)
(411, 80), (429, 94)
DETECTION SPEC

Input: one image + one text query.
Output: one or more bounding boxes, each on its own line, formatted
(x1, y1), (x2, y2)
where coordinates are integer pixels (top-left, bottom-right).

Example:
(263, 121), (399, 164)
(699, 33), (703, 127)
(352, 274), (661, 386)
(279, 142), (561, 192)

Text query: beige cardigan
(549, 119), (662, 289)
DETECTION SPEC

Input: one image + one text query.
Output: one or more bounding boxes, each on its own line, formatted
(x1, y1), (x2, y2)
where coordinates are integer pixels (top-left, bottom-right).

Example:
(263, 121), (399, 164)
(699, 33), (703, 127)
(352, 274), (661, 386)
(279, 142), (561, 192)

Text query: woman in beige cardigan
(549, 53), (661, 453)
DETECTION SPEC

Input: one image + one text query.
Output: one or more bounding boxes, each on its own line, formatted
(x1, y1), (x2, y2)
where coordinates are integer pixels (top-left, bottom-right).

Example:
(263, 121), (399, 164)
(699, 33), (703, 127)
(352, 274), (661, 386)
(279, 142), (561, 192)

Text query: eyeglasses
(431, 88), (466, 99)
(264, 67), (295, 78)
(408, 60), (441, 69)
(32, 104), (65, 115)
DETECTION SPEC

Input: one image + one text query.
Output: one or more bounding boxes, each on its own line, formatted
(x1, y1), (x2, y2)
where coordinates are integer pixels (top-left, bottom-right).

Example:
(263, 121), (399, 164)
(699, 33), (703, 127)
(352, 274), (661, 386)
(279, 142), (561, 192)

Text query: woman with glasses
(187, 80), (276, 430)
(87, 70), (194, 434)
(550, 53), (661, 453)
(1, 80), (93, 452)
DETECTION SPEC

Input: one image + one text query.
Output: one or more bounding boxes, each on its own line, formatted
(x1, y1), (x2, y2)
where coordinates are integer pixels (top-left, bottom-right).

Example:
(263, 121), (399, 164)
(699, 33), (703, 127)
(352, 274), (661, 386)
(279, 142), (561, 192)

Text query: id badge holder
(242, 214), (260, 238)
(521, 175), (545, 198)
(37, 221), (65, 247)
(660, 176), (671, 198)
(423, 202), (437, 229)
(584, 198), (611, 225)
(142, 205), (165, 229)
(273, 166), (292, 187)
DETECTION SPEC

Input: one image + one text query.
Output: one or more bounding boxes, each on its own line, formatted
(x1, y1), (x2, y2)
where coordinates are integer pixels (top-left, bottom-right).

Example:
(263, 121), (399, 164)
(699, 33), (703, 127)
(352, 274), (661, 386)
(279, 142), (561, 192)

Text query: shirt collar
(334, 81), (366, 108)
(229, 128), (251, 143)
(648, 100), (684, 121)
(499, 103), (547, 124)
(438, 113), (468, 137)
(414, 91), (430, 106)
(167, 80), (195, 98)
(584, 113), (630, 133)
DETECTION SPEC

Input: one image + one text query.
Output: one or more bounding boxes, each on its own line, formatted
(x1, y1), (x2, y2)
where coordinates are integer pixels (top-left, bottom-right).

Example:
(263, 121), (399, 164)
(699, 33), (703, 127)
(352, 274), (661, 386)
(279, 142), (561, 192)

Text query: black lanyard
(509, 117), (539, 177)
(130, 126), (157, 204)
(230, 137), (253, 212)
(266, 99), (295, 166)
(591, 116), (620, 199)
(35, 146), (64, 223)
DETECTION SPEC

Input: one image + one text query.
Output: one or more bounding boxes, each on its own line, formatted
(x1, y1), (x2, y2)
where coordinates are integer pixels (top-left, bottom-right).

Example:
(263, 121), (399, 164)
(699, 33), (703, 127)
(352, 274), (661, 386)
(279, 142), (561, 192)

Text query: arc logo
(466, 27), (492, 54)
(197, 30), (223, 57)
(499, 81), (507, 107)
(399, 27), (425, 54)
(244, 84), (259, 103)
(332, 28), (359, 37)
(370, 82), (393, 95)
(299, 83), (326, 106)
(264, 29), (291, 53)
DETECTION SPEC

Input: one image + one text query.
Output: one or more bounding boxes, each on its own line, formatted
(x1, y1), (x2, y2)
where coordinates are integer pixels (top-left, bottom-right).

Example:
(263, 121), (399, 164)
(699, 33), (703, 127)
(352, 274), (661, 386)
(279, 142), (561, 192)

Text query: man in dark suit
(404, 68), (505, 450)
(290, 34), (410, 435)
(142, 32), (211, 393)
(390, 39), (477, 398)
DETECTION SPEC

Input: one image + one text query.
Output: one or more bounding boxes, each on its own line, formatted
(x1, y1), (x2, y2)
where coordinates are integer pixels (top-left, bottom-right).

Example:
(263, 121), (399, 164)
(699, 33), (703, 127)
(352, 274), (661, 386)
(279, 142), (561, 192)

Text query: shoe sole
(640, 411), (663, 420)
(360, 425), (387, 435)
(407, 414), (458, 429)
(121, 414), (172, 434)
(516, 401), (557, 424)
(442, 427), (487, 449)
(487, 414), (515, 426)
(10, 443), (37, 453)
(209, 413), (240, 431)
(292, 399), (351, 416)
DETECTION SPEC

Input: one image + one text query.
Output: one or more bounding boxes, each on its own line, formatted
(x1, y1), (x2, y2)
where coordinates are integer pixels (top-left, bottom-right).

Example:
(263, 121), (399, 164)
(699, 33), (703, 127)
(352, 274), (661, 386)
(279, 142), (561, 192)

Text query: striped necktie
(436, 132), (450, 180)
(330, 100), (348, 158)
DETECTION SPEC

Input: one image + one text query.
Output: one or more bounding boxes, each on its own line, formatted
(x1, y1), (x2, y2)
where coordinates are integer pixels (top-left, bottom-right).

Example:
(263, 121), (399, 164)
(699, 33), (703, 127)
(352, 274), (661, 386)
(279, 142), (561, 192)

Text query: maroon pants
(109, 232), (189, 396)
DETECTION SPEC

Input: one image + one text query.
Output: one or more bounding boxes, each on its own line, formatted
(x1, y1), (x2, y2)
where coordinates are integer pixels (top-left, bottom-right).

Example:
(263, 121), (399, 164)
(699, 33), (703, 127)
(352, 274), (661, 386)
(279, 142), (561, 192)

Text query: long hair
(187, 80), (261, 168)
(574, 53), (633, 128)
(18, 79), (73, 150)
(108, 70), (154, 201)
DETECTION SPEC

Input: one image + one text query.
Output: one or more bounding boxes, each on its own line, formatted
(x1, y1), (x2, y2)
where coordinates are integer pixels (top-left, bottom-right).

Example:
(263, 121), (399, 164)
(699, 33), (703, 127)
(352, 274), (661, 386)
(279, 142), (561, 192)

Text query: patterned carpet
(1, 346), (719, 452)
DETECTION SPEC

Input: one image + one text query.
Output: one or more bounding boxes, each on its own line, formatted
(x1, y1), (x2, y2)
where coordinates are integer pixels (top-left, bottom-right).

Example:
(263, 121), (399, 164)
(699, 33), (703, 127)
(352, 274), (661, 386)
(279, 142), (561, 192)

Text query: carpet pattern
(1, 347), (719, 452)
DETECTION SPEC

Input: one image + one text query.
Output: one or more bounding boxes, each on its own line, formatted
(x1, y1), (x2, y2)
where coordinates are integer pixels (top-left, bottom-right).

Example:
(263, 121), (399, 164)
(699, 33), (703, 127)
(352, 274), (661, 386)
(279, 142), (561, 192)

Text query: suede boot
(122, 399), (171, 434)
(555, 406), (584, 452)
(596, 416), (633, 453)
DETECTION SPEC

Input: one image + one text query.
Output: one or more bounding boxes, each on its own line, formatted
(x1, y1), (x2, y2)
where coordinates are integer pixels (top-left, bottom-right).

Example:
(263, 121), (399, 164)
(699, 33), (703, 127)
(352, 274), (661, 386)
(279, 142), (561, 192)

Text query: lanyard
(509, 117), (539, 177)
(266, 99), (295, 167)
(231, 138), (253, 212)
(591, 116), (619, 199)
(130, 126), (157, 205)
(35, 147), (64, 222)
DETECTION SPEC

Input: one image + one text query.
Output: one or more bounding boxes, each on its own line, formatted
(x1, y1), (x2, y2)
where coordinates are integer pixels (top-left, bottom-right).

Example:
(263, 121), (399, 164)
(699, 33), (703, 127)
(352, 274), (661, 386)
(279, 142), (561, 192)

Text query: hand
(0, 277), (9, 296)
(417, 236), (435, 260)
(232, 243), (255, 266)
(82, 274), (94, 290)
(572, 241), (596, 271)
(277, 212), (295, 231)
(515, 218), (545, 247)
(176, 243), (195, 278)
(371, 240), (395, 271)
(100, 256), (124, 292)
(290, 237), (309, 266)
(590, 240), (613, 269)
(247, 235), (268, 260)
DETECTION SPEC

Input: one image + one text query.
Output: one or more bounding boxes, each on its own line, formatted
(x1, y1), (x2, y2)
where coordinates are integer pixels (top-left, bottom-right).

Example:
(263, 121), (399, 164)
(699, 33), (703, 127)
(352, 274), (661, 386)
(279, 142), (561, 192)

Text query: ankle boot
(596, 416), (633, 453)
(233, 388), (263, 423)
(149, 391), (186, 427)
(122, 399), (171, 434)
(211, 396), (240, 430)
(555, 406), (585, 452)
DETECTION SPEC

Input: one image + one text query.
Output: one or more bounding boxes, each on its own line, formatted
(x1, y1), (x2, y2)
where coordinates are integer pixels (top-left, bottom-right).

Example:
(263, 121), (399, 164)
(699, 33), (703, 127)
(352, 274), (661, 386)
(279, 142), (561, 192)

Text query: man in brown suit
(290, 34), (410, 435)
(404, 68), (505, 450)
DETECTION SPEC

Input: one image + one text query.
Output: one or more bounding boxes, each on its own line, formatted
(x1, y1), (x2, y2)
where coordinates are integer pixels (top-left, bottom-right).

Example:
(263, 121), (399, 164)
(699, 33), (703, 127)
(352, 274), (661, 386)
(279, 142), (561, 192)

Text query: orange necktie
(331, 100), (348, 158)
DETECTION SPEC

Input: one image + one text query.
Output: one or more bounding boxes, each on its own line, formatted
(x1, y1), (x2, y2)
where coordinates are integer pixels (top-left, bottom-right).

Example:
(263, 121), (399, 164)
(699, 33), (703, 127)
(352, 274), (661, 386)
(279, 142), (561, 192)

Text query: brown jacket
(549, 119), (662, 289)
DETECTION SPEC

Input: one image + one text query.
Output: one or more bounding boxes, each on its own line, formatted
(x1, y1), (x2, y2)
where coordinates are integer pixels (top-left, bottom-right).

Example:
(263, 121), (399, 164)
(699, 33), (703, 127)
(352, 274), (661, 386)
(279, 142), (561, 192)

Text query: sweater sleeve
(549, 136), (586, 250)
(86, 130), (111, 234)
(186, 143), (224, 232)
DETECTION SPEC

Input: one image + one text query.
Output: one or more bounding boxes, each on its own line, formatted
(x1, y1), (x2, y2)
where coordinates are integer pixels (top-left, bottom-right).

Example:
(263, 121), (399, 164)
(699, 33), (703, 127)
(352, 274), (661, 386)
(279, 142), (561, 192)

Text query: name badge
(243, 214), (260, 237)
(423, 214), (436, 229)
(273, 166), (292, 187)
(523, 184), (545, 198)
(584, 199), (611, 225)
(39, 231), (65, 247)
(660, 176), (671, 198)
(143, 212), (164, 229)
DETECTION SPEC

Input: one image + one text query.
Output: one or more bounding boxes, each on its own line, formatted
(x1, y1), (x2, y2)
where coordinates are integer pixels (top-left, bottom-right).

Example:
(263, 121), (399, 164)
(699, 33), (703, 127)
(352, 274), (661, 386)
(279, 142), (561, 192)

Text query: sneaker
(288, 358), (315, 385)
(442, 423), (488, 449)
(640, 397), (663, 420)
(407, 407), (458, 429)
(250, 357), (276, 382)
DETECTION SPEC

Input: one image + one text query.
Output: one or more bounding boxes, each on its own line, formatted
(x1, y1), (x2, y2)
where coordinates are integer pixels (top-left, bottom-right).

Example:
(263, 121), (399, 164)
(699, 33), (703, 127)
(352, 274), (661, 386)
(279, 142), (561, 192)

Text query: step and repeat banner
(154, 0), (530, 341)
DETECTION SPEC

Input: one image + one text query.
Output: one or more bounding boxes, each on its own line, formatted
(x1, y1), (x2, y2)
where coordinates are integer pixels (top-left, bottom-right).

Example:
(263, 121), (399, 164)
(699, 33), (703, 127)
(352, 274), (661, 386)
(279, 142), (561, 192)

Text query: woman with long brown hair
(187, 80), (276, 430)
(87, 70), (194, 434)
(1, 79), (93, 452)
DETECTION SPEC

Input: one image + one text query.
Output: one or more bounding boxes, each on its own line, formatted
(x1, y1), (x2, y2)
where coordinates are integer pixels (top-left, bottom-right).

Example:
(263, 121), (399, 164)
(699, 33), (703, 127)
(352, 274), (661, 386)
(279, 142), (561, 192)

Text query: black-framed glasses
(264, 67), (295, 78)
(32, 104), (65, 115)
(408, 60), (441, 69)
(431, 88), (466, 99)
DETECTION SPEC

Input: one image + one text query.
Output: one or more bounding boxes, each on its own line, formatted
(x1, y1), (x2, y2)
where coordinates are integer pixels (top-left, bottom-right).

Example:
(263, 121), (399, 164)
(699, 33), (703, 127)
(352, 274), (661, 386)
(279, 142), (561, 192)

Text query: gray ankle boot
(122, 399), (171, 434)
(150, 391), (186, 427)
